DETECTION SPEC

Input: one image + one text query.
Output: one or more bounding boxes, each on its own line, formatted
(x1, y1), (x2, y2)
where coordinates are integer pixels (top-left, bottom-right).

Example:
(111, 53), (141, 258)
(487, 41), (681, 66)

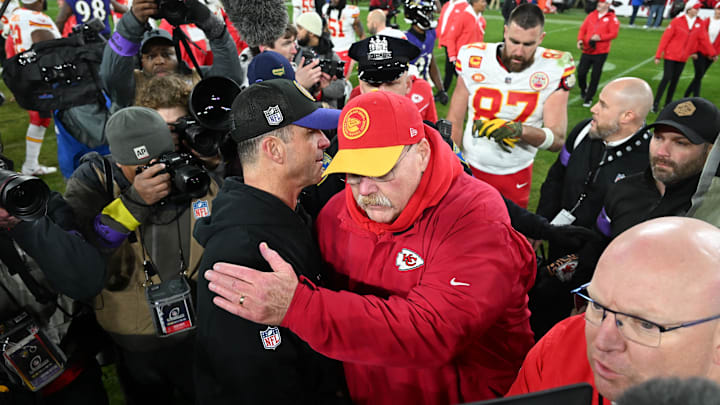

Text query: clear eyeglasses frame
(571, 282), (720, 347)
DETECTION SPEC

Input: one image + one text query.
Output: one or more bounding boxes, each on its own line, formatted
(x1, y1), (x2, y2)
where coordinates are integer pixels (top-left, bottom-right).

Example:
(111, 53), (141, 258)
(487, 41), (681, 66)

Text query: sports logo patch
(469, 56), (483, 68)
(411, 93), (424, 103)
(472, 73), (486, 82)
(395, 248), (425, 271)
(192, 200), (210, 219)
(264, 105), (283, 126)
(272, 67), (285, 77)
(409, 128), (419, 138)
(260, 326), (282, 350)
(614, 173), (626, 183)
(674, 101), (696, 117)
(343, 107), (370, 140)
(529, 72), (549, 91)
(294, 80), (316, 101)
(133, 145), (150, 160)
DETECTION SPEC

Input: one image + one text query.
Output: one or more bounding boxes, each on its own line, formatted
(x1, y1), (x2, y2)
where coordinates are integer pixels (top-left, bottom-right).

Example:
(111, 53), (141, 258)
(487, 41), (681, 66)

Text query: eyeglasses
(345, 145), (413, 186)
(571, 282), (720, 347)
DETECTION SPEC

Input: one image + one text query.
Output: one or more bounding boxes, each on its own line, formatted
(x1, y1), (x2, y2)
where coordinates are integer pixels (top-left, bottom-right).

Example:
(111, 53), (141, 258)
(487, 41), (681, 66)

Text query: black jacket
(603, 168), (700, 238)
(537, 119), (650, 258)
(193, 178), (348, 405)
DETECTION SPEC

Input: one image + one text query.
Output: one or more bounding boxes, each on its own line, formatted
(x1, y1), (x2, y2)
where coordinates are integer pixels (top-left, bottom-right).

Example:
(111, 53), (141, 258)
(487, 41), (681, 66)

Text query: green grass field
(1, 2), (719, 403)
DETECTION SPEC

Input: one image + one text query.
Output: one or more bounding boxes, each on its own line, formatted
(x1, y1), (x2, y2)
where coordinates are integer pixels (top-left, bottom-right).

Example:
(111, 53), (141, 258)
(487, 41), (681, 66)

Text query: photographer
(64, 107), (221, 405)
(0, 155), (109, 403)
(100, 0), (241, 108)
(576, 0), (620, 107)
(136, 74), (228, 176)
(295, 12), (347, 108)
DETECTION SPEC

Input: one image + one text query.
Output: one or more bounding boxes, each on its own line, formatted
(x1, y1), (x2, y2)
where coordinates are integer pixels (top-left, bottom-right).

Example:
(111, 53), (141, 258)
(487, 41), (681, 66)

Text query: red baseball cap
(323, 91), (425, 177)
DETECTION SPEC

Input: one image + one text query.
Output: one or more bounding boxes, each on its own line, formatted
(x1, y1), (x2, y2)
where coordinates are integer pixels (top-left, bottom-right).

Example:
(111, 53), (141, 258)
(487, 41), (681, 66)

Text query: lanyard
(138, 205), (188, 287)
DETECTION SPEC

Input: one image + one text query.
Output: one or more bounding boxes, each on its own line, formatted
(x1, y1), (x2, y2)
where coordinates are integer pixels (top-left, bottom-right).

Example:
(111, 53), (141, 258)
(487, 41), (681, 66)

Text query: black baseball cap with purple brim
(229, 79), (340, 143)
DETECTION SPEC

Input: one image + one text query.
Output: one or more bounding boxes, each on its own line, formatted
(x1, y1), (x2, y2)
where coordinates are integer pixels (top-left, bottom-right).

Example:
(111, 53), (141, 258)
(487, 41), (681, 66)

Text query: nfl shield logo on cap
(264, 105), (284, 126)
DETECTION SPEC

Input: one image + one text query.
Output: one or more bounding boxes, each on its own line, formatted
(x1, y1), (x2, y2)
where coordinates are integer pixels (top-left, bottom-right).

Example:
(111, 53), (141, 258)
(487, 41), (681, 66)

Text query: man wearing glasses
(203, 91), (538, 404)
(508, 216), (720, 404)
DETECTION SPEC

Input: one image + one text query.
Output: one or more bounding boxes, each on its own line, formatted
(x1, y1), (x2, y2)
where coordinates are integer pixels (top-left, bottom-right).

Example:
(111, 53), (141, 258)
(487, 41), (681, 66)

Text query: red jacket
(445, 4), (486, 60)
(577, 10), (620, 55)
(656, 15), (709, 62)
(507, 315), (611, 405)
(438, 0), (466, 47)
(692, 17), (719, 57)
(282, 142), (536, 405)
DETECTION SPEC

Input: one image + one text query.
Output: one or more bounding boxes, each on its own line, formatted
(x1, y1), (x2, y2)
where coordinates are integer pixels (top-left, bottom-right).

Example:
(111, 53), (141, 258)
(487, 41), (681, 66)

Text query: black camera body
(587, 39), (597, 50)
(300, 49), (346, 79)
(69, 17), (106, 43)
(172, 116), (223, 157)
(154, 0), (190, 26)
(140, 152), (210, 202)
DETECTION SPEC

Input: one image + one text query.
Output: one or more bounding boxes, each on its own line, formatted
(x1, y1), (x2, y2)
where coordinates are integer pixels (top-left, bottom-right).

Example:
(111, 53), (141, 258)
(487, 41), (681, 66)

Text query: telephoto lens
(0, 169), (50, 221)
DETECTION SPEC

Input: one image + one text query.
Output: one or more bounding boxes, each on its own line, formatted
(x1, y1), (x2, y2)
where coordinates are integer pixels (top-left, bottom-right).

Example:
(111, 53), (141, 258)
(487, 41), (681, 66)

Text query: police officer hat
(349, 35), (421, 85)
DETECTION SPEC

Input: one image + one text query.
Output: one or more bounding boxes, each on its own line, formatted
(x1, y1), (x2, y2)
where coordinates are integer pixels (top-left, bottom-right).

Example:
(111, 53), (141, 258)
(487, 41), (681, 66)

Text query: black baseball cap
(644, 97), (720, 144)
(230, 79), (341, 142)
(349, 35), (421, 84)
(141, 29), (173, 54)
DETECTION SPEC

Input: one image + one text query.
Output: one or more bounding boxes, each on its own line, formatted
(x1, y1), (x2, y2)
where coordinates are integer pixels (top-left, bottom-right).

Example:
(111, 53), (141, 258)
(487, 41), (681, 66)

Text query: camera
(300, 49), (346, 79)
(173, 76), (241, 157)
(0, 168), (50, 221)
(140, 152), (210, 202)
(588, 39), (597, 49)
(69, 17), (106, 43)
(154, 0), (190, 26)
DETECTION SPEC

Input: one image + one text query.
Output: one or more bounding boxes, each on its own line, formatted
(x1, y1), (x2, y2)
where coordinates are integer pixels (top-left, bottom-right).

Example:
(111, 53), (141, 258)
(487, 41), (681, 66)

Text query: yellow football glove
(472, 118), (523, 153)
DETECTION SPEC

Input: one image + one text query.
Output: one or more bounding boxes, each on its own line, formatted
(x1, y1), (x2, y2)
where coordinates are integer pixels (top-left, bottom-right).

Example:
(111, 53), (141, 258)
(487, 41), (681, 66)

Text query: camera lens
(0, 169), (49, 221)
(172, 165), (210, 199)
(189, 77), (242, 131)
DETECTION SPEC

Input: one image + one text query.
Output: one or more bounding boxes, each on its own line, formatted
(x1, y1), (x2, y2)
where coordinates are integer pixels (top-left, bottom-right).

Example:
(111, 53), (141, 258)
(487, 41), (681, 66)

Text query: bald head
(590, 77), (653, 142)
(608, 77), (654, 121)
(586, 217), (720, 401)
(367, 9), (387, 35)
(595, 217), (720, 300)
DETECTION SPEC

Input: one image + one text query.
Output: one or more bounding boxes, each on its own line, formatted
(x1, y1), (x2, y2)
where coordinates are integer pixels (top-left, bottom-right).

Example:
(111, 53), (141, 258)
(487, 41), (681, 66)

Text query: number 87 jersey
(456, 42), (575, 175)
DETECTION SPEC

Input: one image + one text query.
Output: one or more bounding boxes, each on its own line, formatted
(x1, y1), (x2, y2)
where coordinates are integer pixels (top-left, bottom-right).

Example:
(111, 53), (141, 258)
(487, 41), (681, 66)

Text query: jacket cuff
(280, 275), (317, 329)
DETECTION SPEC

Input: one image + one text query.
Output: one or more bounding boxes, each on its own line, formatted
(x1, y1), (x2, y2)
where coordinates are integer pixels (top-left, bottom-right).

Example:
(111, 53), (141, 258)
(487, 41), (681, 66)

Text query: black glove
(434, 90), (449, 105)
(539, 223), (602, 252)
(185, 0), (225, 40)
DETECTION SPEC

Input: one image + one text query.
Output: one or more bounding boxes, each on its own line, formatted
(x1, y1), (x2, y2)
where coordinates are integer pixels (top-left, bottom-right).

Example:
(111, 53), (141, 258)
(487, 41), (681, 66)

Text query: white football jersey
(456, 42), (575, 174)
(322, 4), (359, 52)
(8, 8), (61, 55)
(292, 0), (316, 23)
(1, 0), (20, 38)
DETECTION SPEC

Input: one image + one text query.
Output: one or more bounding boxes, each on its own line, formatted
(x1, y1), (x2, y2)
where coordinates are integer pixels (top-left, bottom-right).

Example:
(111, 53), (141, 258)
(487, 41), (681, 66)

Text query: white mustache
(356, 193), (393, 209)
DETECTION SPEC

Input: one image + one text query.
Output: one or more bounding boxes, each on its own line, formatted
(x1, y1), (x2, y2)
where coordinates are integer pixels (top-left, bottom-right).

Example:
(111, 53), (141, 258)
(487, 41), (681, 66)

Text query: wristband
(538, 127), (555, 150)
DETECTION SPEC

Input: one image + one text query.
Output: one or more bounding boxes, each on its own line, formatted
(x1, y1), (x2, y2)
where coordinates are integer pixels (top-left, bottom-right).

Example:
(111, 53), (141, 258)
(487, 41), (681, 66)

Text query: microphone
(222, 0), (288, 48)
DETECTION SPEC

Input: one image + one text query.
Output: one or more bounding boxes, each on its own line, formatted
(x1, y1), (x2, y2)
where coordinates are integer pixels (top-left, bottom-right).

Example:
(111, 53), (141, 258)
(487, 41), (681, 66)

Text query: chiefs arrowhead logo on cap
(673, 101), (696, 117)
(343, 107), (370, 140)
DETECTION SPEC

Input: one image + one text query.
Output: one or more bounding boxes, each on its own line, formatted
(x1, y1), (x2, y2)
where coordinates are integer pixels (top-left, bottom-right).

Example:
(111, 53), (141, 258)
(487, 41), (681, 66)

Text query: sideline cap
(141, 29), (173, 54)
(230, 79), (340, 142)
(106, 107), (174, 165)
(349, 35), (421, 84)
(323, 91), (425, 177)
(643, 97), (720, 145)
(247, 51), (296, 83)
(296, 12), (323, 37)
